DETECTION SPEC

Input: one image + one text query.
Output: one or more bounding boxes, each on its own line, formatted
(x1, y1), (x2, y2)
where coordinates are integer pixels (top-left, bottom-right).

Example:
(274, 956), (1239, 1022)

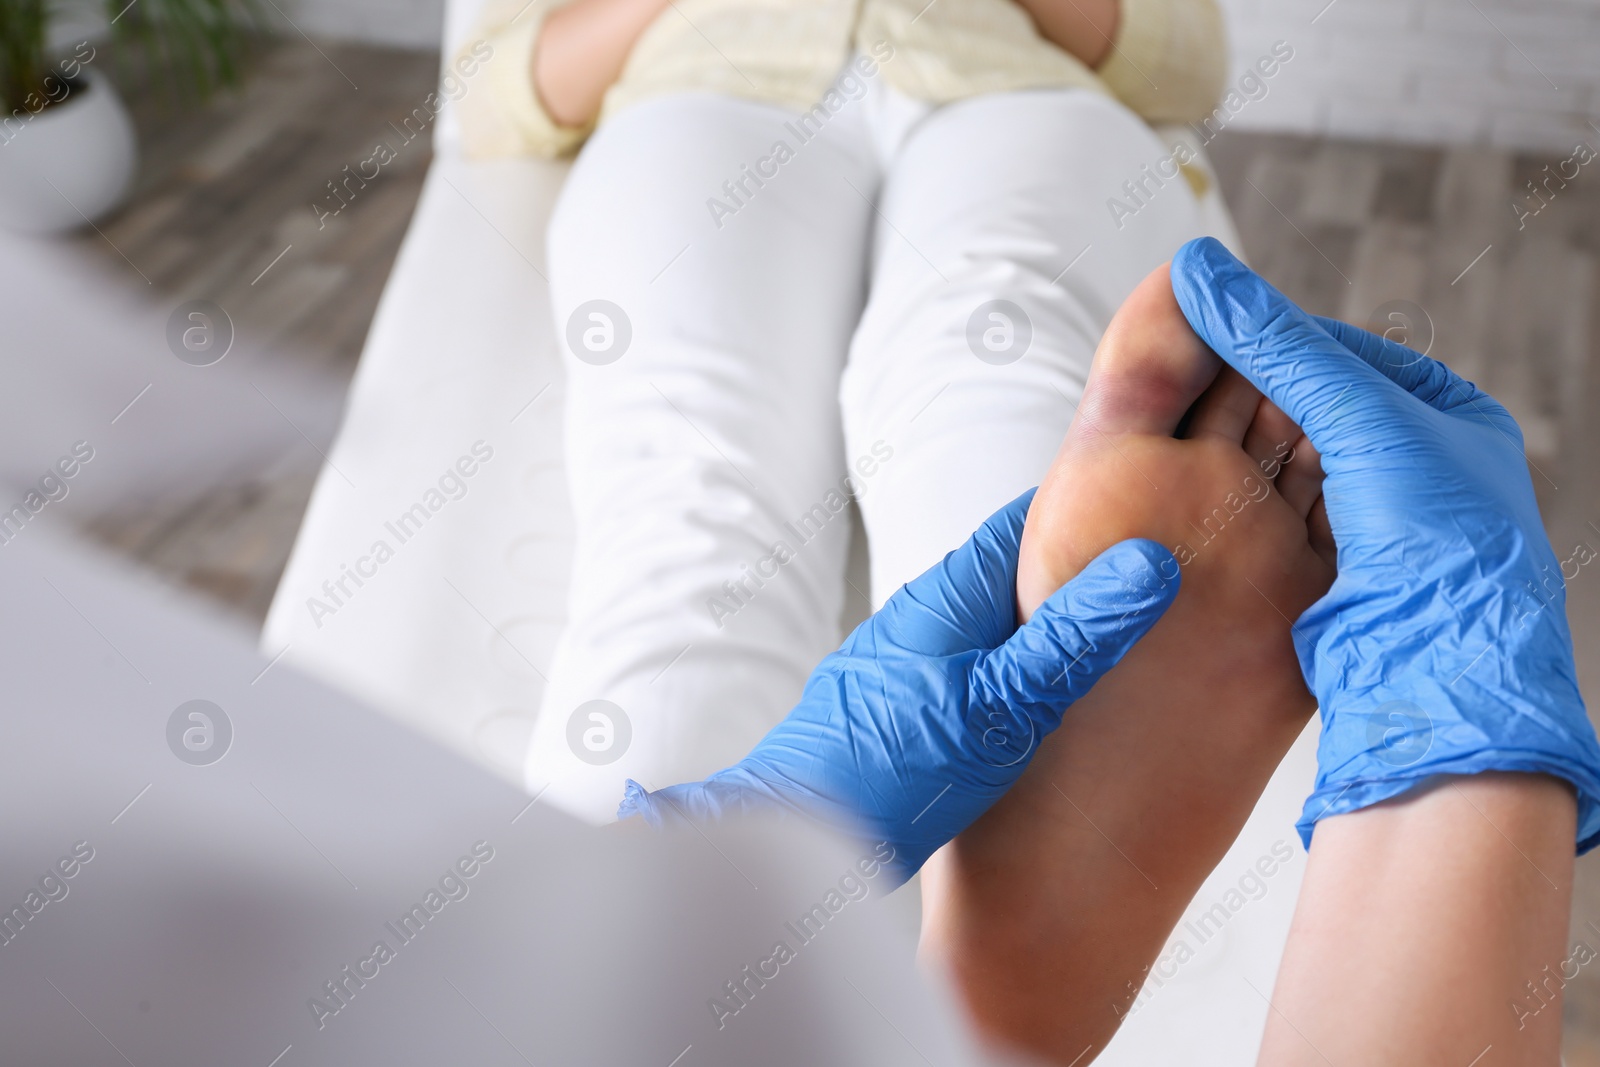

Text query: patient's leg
(527, 94), (877, 820)
(919, 265), (1336, 1063)
(840, 88), (1211, 608)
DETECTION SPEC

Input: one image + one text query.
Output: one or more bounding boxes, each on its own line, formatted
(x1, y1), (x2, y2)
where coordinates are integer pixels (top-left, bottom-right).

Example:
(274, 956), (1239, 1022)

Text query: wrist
(533, 0), (669, 128)
(1010, 0), (1120, 69)
(1267, 772), (1575, 1064)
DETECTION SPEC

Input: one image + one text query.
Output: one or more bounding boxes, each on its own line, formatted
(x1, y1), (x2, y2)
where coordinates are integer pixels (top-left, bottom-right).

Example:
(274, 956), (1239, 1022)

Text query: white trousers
(527, 70), (1208, 821)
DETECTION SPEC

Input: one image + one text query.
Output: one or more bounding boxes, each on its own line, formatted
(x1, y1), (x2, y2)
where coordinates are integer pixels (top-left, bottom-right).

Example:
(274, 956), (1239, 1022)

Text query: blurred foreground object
(0, 528), (986, 1065)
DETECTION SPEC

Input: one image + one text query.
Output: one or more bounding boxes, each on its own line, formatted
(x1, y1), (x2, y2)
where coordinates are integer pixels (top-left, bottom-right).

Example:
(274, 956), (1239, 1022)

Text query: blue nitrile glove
(619, 488), (1179, 882)
(1171, 235), (1600, 851)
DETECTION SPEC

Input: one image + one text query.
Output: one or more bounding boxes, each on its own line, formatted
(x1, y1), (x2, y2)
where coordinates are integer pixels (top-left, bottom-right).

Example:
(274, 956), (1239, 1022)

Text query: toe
(1308, 496), (1336, 568)
(1072, 263), (1222, 440)
(1182, 366), (1265, 445)
(1276, 434), (1326, 520)
(1241, 398), (1302, 475)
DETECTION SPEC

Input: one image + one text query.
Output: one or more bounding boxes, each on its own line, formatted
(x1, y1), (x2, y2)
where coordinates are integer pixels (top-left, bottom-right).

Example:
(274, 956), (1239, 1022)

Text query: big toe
(1072, 262), (1223, 440)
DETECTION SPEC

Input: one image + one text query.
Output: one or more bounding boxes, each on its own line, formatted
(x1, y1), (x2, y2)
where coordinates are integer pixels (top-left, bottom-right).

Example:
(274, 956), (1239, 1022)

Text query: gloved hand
(1171, 236), (1600, 851)
(619, 488), (1179, 882)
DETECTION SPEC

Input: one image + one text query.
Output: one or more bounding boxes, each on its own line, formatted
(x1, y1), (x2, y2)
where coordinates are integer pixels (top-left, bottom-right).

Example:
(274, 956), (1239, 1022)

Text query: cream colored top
(457, 0), (1226, 160)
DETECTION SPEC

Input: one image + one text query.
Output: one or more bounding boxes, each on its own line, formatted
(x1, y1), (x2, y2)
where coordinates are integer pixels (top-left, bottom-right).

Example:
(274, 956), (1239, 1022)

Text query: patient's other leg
(528, 94), (876, 820)
(840, 89), (1213, 609)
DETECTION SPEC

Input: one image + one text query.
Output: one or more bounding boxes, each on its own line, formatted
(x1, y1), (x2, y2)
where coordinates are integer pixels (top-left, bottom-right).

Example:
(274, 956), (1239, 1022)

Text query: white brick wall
(1217, 0), (1600, 152)
(288, 0), (447, 51)
(230, 0), (1600, 148)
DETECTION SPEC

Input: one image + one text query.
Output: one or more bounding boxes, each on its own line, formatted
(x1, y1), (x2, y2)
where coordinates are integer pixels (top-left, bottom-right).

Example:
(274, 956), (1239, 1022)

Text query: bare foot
(919, 263), (1336, 1064)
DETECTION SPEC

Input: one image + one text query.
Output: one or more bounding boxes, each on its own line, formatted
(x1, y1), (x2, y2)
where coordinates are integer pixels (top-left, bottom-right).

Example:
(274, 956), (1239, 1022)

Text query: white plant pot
(0, 70), (137, 235)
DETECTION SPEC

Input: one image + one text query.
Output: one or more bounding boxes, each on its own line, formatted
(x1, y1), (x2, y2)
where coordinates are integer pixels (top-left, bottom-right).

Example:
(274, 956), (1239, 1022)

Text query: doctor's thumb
(974, 538), (1180, 729)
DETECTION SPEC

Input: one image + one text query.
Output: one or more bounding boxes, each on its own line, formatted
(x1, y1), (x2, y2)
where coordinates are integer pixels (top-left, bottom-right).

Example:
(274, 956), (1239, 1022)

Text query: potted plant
(0, 0), (261, 234)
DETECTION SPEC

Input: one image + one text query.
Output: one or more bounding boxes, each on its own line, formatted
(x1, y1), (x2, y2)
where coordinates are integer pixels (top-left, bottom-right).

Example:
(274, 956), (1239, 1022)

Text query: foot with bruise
(919, 262), (1336, 1065)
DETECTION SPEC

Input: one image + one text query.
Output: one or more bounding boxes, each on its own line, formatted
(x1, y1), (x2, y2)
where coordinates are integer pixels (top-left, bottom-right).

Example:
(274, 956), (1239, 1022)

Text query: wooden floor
(68, 38), (1600, 1054)
(75, 39), (439, 620)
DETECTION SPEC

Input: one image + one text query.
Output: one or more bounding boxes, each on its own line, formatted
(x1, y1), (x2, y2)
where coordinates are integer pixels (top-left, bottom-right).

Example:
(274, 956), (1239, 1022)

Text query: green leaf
(0, 0), (266, 114)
